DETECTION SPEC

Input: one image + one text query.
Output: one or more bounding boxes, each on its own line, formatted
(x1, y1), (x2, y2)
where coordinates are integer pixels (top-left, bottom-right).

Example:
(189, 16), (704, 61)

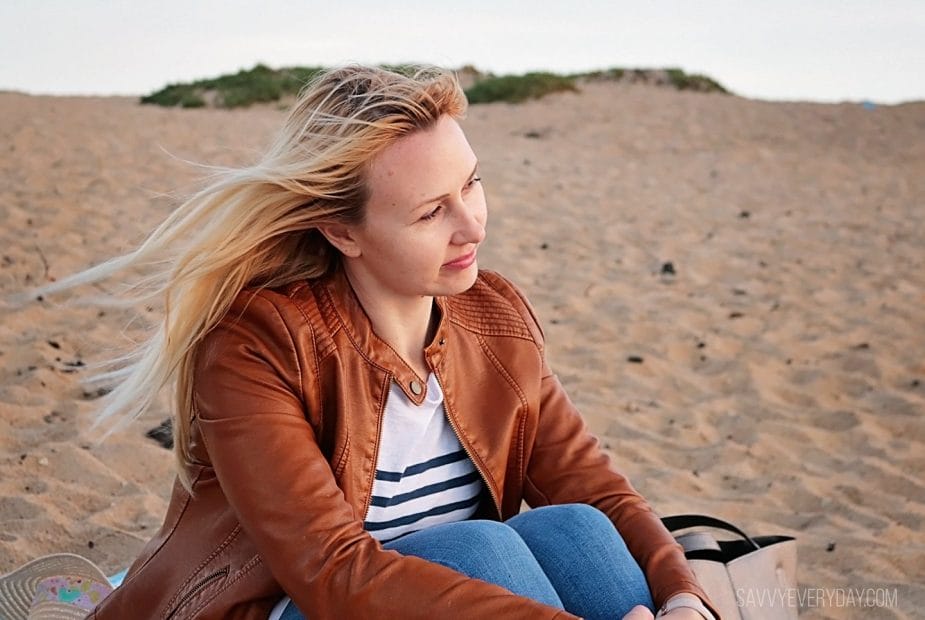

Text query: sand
(1, 83), (923, 618)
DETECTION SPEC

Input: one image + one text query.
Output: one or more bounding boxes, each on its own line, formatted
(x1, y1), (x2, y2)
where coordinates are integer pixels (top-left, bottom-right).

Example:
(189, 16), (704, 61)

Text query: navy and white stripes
(363, 374), (483, 543)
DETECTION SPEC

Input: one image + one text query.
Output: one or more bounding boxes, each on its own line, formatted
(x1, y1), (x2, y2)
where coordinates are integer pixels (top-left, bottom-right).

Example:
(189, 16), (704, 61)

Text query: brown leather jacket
(89, 269), (715, 619)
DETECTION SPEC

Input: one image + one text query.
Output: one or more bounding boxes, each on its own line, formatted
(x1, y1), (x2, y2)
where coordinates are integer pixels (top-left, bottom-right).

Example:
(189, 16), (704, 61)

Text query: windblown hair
(36, 65), (467, 489)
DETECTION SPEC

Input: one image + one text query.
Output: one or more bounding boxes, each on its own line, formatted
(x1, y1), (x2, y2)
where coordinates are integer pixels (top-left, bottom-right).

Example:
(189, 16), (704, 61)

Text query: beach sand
(1, 83), (923, 618)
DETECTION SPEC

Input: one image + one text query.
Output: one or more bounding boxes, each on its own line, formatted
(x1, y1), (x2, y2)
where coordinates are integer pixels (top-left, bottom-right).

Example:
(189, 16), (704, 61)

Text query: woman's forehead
(367, 116), (476, 209)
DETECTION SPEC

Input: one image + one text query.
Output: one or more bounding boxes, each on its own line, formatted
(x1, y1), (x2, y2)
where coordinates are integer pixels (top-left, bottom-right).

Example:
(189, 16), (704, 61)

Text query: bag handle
(661, 514), (761, 551)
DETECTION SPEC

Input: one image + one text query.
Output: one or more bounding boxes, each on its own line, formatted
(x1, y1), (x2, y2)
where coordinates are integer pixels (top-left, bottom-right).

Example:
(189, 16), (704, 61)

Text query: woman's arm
(491, 275), (720, 619)
(524, 370), (713, 611)
(192, 290), (577, 619)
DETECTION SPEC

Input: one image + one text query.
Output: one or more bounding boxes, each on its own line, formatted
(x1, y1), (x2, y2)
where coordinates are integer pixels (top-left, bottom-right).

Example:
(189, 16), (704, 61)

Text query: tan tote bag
(662, 515), (798, 620)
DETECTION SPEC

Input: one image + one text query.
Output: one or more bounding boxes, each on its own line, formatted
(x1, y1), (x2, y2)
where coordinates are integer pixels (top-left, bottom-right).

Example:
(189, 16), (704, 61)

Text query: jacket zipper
(432, 370), (502, 519)
(165, 566), (230, 619)
(361, 377), (390, 522)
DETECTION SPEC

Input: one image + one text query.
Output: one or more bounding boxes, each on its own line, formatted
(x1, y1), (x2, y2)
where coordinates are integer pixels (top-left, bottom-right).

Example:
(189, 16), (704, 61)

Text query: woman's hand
(621, 605), (708, 620)
(658, 608), (710, 619)
(622, 605), (655, 619)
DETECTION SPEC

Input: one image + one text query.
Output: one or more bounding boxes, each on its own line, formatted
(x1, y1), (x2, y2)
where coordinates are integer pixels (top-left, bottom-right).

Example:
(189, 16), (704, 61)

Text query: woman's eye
(465, 176), (482, 190)
(420, 205), (443, 221)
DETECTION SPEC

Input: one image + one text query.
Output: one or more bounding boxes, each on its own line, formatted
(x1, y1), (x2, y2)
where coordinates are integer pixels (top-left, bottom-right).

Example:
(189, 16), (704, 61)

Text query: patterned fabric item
(0, 553), (112, 620)
(31, 575), (112, 611)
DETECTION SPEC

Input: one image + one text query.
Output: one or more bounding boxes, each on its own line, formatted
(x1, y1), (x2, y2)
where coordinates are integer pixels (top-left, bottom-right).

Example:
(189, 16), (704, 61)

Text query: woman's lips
(443, 249), (477, 270)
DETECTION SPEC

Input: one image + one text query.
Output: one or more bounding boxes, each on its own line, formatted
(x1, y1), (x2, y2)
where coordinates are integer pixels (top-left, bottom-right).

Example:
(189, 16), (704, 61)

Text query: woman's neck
(344, 269), (437, 378)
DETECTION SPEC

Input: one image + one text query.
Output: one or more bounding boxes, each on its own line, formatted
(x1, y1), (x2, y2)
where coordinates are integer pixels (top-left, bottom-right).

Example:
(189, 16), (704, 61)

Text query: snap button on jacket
(88, 269), (714, 619)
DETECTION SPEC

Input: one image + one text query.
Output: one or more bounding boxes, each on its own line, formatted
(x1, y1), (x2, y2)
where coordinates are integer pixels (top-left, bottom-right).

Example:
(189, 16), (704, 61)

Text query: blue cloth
(277, 503), (655, 619)
(108, 568), (128, 588)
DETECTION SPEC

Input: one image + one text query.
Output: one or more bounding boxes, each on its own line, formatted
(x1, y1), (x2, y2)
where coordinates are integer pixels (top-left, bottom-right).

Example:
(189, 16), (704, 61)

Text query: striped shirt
(363, 373), (484, 543)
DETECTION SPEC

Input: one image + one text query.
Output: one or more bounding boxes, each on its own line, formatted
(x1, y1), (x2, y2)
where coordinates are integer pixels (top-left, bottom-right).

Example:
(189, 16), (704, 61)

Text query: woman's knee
(538, 502), (614, 528)
(385, 520), (564, 609)
(386, 520), (530, 571)
(507, 504), (639, 578)
(508, 503), (625, 545)
(436, 520), (529, 562)
(450, 519), (524, 545)
(506, 505), (653, 617)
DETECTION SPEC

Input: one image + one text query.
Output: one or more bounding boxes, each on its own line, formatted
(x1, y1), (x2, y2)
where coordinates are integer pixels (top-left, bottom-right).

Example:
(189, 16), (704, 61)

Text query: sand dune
(1, 83), (923, 618)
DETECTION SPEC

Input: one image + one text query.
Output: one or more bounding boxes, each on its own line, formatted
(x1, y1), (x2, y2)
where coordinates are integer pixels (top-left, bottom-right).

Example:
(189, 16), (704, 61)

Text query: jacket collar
(321, 266), (451, 405)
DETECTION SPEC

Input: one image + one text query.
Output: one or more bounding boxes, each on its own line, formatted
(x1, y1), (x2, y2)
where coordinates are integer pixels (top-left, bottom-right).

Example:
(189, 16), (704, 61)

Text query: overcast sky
(2, 0), (923, 104)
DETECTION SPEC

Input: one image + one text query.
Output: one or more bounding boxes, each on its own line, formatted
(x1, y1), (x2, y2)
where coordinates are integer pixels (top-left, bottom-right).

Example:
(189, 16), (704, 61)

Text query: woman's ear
(316, 223), (362, 258)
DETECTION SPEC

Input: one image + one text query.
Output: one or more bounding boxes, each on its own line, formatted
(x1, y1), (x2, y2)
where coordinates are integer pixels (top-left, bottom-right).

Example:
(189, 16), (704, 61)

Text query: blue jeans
(276, 504), (655, 619)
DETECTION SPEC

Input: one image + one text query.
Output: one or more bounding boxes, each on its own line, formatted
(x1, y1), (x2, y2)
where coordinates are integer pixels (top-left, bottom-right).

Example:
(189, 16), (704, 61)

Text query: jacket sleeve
(494, 275), (720, 619)
(192, 289), (578, 619)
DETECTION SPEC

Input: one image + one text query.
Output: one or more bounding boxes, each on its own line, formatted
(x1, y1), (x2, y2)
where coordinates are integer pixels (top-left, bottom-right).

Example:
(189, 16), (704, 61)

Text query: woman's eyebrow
(412, 161), (479, 211)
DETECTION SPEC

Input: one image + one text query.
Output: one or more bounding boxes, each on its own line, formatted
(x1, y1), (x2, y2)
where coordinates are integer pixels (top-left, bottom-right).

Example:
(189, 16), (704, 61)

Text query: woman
(39, 65), (717, 619)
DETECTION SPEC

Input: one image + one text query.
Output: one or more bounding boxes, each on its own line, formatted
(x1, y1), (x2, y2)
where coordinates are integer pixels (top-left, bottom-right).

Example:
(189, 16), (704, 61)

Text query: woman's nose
(451, 199), (486, 246)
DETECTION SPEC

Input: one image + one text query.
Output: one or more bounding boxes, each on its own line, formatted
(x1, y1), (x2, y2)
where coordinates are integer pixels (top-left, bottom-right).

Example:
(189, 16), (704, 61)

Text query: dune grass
(664, 68), (728, 93)
(140, 64), (728, 109)
(140, 64), (325, 109)
(464, 72), (579, 104)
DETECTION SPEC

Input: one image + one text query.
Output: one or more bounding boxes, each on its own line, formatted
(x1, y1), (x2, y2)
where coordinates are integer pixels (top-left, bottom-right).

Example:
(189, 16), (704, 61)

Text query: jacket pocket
(332, 435), (350, 479)
(165, 565), (230, 619)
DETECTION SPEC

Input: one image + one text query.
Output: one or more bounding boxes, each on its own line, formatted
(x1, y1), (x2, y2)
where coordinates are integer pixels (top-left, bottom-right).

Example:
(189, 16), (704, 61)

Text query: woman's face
(337, 114), (487, 302)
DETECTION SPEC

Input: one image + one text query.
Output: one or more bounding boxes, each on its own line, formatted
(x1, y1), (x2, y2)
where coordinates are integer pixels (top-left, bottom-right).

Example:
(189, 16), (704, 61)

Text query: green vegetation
(140, 64), (325, 109)
(574, 66), (727, 93)
(664, 68), (728, 93)
(140, 64), (728, 109)
(464, 72), (578, 104)
(571, 67), (625, 81)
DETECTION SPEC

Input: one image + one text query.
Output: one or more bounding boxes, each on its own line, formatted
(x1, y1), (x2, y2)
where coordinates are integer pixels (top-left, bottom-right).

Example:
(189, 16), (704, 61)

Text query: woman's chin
(438, 263), (479, 295)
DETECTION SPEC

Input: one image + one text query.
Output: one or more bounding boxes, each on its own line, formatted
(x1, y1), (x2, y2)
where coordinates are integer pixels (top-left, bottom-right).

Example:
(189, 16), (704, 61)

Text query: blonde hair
(34, 65), (467, 489)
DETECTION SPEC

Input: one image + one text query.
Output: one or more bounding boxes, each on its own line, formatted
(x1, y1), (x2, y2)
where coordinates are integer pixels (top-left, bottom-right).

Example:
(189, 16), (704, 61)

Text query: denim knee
(510, 503), (624, 541)
(385, 519), (564, 609)
(542, 502), (609, 522)
(534, 503), (612, 526)
(421, 520), (527, 569)
(507, 504), (654, 618)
